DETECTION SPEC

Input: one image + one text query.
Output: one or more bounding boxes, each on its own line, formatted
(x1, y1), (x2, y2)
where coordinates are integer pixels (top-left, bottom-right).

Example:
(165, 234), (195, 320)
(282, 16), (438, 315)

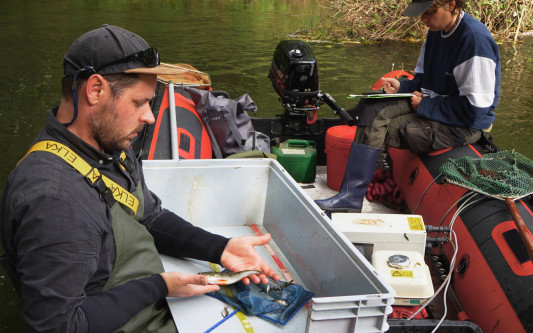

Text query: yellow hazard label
(391, 270), (414, 278)
(407, 217), (424, 231)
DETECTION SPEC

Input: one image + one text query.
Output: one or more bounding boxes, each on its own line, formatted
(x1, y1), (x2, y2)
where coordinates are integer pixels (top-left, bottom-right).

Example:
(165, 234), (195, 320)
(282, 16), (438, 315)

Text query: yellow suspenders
(20, 140), (139, 216)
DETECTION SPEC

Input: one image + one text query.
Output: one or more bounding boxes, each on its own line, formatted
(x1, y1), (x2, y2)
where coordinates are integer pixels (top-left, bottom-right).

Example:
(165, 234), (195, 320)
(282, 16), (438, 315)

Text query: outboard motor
(269, 40), (321, 112)
(268, 40), (354, 128)
(255, 40), (354, 165)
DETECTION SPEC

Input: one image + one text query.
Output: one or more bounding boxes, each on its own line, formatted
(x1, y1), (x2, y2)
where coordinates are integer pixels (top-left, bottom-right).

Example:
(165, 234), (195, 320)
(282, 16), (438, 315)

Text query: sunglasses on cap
(422, 3), (441, 16)
(96, 46), (160, 73)
(64, 46), (159, 128)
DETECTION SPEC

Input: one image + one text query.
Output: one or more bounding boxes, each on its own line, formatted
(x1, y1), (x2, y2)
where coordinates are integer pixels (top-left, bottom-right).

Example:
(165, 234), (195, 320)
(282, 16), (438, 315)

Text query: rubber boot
(315, 142), (380, 212)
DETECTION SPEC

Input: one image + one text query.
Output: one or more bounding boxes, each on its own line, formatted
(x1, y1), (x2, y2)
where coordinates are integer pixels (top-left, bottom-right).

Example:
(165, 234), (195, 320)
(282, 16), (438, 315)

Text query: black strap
(85, 172), (116, 208)
(222, 109), (245, 146)
(202, 115), (223, 159)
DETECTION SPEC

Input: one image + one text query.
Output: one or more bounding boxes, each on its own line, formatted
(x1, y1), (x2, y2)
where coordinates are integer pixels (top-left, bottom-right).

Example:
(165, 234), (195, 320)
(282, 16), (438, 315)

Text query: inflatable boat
(133, 41), (533, 333)
(389, 144), (533, 333)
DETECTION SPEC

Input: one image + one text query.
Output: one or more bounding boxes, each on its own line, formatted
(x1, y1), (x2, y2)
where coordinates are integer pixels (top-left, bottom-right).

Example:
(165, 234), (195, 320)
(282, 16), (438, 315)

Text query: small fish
(199, 270), (262, 285)
(221, 306), (229, 318)
(262, 279), (295, 296)
(275, 299), (288, 306)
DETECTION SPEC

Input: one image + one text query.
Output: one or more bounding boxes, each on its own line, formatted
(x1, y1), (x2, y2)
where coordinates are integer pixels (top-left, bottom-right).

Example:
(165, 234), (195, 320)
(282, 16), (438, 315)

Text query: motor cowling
(268, 40), (320, 111)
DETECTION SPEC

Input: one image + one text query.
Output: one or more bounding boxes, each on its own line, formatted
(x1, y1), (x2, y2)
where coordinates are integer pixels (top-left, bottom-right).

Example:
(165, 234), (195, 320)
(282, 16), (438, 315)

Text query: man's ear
(85, 74), (105, 106)
(448, 0), (456, 12)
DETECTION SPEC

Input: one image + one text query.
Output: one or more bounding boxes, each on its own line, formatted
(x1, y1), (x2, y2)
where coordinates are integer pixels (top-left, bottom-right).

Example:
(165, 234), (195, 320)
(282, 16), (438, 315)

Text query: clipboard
(347, 93), (416, 99)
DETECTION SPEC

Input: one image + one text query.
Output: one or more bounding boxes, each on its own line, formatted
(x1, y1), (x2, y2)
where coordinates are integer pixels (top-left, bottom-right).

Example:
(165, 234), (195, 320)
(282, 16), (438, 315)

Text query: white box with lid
(331, 213), (428, 255)
(331, 213), (434, 306)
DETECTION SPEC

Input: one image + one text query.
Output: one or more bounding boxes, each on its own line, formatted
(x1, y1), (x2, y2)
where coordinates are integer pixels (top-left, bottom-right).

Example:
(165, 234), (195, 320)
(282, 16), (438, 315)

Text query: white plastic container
(372, 250), (434, 306)
(331, 213), (434, 306)
(143, 159), (395, 333)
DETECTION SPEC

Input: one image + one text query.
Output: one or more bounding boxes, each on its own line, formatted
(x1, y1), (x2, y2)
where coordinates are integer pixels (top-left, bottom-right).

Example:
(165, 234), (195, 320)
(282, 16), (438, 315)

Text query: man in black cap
(316, 0), (500, 213)
(0, 24), (280, 332)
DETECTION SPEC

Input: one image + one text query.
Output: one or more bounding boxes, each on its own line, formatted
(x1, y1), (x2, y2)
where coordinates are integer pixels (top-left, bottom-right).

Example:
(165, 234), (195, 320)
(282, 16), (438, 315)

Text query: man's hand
(161, 272), (220, 297)
(220, 234), (281, 285)
(411, 91), (424, 111)
(381, 77), (401, 94)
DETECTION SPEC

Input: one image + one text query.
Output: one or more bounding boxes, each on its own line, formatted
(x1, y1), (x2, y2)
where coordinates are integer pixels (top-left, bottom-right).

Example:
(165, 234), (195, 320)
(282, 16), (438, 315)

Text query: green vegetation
(300, 0), (533, 42)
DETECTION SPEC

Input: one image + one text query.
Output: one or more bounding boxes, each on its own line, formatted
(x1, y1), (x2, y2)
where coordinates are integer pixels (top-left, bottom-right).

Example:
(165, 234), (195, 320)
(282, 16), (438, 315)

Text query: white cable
(413, 174), (483, 227)
(408, 180), (482, 324)
(448, 191), (484, 230)
(431, 230), (458, 333)
(418, 193), (478, 326)
(407, 211), (461, 321)
(437, 191), (479, 227)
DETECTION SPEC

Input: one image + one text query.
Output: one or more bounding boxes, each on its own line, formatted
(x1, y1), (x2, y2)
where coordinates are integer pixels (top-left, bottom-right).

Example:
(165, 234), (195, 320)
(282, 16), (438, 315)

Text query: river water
(1, 0), (532, 331)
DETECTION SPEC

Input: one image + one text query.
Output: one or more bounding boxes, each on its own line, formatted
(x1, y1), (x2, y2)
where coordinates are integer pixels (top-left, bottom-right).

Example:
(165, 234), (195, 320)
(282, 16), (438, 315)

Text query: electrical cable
(409, 178), (485, 326)
(437, 191), (478, 227)
(413, 175), (482, 226)
(412, 174), (441, 214)
(431, 230), (458, 333)
(447, 191), (484, 230)
(429, 193), (481, 330)
(407, 210), (460, 322)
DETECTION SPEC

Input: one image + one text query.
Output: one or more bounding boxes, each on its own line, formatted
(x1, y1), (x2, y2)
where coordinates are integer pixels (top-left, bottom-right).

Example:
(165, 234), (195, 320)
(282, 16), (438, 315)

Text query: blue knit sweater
(400, 12), (501, 130)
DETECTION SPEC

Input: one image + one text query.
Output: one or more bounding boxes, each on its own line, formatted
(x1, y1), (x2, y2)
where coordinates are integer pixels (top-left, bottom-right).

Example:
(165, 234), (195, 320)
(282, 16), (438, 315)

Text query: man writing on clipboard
(316, 0), (500, 213)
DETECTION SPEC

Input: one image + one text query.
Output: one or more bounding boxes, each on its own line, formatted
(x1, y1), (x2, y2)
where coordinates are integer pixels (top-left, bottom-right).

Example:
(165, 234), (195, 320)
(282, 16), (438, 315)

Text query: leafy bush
(313, 0), (533, 42)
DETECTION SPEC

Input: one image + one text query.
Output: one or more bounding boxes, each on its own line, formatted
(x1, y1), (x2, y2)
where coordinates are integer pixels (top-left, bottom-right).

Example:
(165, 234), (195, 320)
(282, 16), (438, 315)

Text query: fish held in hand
(199, 270), (262, 285)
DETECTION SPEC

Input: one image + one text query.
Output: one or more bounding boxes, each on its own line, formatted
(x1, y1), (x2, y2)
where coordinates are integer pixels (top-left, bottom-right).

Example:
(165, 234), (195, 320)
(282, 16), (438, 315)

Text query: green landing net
(440, 150), (533, 200)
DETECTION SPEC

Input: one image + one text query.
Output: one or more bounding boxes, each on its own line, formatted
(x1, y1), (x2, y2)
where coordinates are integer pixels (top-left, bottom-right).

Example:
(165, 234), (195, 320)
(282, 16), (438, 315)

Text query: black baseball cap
(62, 24), (185, 127)
(63, 24), (183, 77)
(401, 0), (436, 17)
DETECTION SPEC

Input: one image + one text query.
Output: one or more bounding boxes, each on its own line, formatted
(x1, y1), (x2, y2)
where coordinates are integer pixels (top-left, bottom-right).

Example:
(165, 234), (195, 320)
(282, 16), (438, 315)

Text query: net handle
(505, 198), (533, 262)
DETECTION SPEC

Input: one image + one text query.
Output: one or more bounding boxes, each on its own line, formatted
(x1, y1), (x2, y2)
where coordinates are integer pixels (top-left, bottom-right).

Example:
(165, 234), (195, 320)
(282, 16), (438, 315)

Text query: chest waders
(23, 141), (177, 333)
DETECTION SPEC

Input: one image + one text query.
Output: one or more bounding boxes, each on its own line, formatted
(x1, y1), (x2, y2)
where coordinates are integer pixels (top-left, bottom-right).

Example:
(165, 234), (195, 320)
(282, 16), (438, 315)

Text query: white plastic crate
(143, 159), (395, 332)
